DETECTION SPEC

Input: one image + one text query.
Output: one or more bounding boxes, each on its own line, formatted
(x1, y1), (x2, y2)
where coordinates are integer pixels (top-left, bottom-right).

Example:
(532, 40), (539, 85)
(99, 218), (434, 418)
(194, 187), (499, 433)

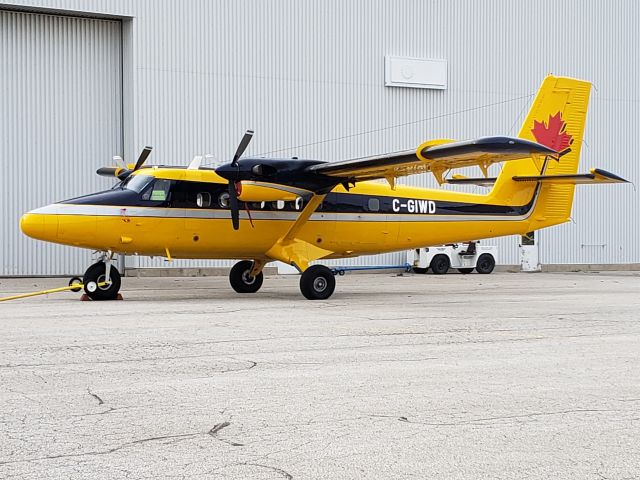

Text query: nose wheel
(83, 262), (122, 300)
(300, 265), (336, 300)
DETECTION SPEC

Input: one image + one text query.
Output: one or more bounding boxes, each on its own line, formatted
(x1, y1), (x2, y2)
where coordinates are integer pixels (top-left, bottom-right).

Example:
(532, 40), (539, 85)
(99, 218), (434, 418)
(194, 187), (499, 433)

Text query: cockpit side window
(142, 179), (173, 202)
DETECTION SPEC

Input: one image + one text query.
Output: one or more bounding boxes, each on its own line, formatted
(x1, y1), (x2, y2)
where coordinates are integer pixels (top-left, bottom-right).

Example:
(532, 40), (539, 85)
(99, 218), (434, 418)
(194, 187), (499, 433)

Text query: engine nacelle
(237, 181), (299, 202)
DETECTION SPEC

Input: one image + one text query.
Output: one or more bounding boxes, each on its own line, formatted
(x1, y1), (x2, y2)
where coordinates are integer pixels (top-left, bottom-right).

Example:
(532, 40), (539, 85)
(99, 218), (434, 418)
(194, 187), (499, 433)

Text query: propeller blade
(133, 146), (153, 172)
(228, 181), (240, 230)
(231, 130), (254, 167)
(113, 155), (126, 170)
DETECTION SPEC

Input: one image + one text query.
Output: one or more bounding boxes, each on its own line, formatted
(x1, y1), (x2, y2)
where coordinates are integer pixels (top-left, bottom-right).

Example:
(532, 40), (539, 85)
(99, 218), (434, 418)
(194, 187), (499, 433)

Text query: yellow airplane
(20, 75), (628, 300)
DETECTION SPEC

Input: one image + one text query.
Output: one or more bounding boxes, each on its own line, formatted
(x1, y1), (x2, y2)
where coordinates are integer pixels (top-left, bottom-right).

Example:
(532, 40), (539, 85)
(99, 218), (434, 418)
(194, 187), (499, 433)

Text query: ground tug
(20, 76), (628, 300)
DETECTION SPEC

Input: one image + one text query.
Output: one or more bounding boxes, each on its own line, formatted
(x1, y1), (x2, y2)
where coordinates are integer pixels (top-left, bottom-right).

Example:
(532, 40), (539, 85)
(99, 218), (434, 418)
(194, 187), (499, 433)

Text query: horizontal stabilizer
(446, 176), (497, 187)
(512, 168), (629, 184)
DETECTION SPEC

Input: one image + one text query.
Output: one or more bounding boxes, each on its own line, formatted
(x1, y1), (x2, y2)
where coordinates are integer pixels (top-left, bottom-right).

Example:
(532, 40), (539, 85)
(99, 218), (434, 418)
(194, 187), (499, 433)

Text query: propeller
(132, 147), (153, 174)
(228, 181), (240, 230)
(232, 130), (254, 167)
(96, 146), (153, 181)
(226, 130), (254, 230)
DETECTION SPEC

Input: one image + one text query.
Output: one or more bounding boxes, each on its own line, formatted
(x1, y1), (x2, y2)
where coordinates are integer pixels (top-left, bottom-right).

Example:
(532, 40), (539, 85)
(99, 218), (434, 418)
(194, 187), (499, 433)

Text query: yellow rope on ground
(0, 282), (108, 302)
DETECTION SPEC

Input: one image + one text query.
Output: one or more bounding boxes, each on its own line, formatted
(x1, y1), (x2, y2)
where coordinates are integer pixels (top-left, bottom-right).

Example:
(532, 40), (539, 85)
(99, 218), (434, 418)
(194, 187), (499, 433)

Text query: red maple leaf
(531, 112), (573, 153)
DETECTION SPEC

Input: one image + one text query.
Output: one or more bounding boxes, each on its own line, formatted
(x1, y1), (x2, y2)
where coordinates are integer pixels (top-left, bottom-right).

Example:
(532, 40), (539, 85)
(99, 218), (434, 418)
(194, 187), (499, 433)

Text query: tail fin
(490, 75), (592, 229)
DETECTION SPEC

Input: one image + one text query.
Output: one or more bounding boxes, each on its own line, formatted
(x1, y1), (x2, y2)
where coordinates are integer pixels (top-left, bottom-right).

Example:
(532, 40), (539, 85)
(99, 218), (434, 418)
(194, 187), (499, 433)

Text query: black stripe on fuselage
(61, 180), (538, 217)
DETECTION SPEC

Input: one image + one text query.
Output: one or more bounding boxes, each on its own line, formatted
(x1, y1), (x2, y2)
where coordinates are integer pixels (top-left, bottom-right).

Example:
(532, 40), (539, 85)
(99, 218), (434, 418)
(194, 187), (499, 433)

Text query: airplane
(20, 75), (628, 300)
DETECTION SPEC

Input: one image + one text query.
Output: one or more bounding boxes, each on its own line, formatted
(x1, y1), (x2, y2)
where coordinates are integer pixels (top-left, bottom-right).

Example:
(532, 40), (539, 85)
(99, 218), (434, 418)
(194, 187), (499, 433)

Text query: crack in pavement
(0, 432), (199, 466)
(244, 462), (293, 479)
(0, 423), (245, 466)
(368, 408), (624, 427)
(208, 421), (244, 447)
(86, 387), (103, 406)
(209, 462), (293, 479)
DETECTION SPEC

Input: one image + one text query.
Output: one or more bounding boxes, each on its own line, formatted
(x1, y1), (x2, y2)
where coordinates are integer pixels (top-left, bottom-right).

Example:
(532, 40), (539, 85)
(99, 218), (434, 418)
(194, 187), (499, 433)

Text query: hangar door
(0, 10), (123, 275)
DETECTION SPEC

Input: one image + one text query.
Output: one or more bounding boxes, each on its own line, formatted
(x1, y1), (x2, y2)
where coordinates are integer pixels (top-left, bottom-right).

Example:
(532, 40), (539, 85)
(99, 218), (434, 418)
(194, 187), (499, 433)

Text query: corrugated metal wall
(0, 9), (123, 275)
(2, 0), (638, 274)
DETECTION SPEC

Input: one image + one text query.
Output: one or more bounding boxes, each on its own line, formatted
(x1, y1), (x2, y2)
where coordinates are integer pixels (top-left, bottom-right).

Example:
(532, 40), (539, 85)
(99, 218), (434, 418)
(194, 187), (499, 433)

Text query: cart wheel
(457, 268), (474, 274)
(68, 276), (83, 292)
(429, 255), (450, 275)
(475, 254), (496, 274)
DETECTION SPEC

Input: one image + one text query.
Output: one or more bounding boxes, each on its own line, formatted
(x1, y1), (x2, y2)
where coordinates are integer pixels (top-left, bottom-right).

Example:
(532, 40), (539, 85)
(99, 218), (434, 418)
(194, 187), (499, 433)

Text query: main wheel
(429, 254), (450, 275)
(83, 262), (121, 300)
(457, 268), (474, 274)
(300, 265), (336, 300)
(475, 253), (496, 274)
(229, 261), (264, 293)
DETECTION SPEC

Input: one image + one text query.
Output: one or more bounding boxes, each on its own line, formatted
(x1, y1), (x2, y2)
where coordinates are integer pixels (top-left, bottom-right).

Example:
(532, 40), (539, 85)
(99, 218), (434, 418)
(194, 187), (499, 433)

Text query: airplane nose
(20, 213), (45, 239)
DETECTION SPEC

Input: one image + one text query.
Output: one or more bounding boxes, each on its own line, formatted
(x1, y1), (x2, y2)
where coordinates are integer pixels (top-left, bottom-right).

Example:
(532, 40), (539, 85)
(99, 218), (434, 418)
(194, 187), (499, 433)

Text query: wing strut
(265, 194), (334, 272)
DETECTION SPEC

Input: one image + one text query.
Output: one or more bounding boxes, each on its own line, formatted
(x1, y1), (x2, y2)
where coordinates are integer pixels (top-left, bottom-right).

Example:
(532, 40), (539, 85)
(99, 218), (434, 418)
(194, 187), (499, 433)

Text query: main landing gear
(229, 261), (337, 300)
(82, 253), (122, 301)
(229, 260), (264, 293)
(299, 265), (335, 300)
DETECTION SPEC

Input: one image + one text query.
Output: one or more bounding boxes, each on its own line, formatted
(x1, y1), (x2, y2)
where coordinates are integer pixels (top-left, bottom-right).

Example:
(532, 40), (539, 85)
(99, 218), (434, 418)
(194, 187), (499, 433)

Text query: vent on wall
(384, 56), (447, 90)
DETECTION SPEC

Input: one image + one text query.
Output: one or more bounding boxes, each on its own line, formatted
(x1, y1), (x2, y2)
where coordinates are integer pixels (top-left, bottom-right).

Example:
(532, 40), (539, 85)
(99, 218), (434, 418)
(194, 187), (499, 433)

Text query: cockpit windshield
(122, 174), (153, 193)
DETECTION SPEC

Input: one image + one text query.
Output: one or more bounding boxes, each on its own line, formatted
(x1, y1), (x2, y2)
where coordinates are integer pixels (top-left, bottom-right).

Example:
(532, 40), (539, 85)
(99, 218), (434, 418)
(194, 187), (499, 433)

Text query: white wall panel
(0, 9), (122, 275)
(1, 0), (638, 273)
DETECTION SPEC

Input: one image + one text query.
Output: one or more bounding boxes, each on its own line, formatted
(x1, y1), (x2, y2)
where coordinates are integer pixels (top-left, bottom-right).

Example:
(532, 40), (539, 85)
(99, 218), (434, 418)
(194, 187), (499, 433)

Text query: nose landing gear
(82, 253), (122, 300)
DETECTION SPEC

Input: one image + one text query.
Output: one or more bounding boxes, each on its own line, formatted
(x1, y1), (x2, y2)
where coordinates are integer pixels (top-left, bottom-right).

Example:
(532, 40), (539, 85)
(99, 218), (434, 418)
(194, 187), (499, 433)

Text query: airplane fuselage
(21, 167), (536, 261)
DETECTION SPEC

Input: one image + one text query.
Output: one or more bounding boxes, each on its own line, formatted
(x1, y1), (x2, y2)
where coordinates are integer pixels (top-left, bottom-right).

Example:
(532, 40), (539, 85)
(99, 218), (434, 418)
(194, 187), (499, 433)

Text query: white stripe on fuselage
(29, 196), (539, 223)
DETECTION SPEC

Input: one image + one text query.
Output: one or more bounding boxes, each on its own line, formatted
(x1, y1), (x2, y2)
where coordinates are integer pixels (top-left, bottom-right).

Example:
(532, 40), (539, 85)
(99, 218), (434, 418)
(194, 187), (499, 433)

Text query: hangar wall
(0, 8), (123, 275)
(1, 0), (638, 275)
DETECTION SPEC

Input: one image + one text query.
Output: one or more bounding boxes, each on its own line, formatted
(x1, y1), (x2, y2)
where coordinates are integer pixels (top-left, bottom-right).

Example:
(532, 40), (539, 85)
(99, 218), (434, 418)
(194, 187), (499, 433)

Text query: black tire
(457, 268), (474, 274)
(475, 253), (496, 274)
(300, 265), (336, 300)
(229, 261), (264, 293)
(83, 263), (121, 300)
(412, 267), (428, 274)
(429, 254), (450, 275)
(68, 276), (83, 292)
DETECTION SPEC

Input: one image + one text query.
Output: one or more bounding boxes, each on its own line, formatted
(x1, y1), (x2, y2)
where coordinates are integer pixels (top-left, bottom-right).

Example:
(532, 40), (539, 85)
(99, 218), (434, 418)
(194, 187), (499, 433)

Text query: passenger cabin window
(218, 192), (230, 208)
(368, 198), (380, 212)
(197, 192), (211, 208)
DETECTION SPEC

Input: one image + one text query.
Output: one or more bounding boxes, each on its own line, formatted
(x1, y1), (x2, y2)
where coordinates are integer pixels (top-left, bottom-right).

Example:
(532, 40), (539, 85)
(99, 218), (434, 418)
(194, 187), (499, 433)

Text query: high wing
(306, 136), (557, 185)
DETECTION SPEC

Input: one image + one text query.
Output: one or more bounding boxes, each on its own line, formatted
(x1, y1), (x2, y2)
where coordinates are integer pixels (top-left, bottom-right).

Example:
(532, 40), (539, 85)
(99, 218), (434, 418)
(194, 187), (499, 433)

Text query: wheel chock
(80, 293), (123, 301)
